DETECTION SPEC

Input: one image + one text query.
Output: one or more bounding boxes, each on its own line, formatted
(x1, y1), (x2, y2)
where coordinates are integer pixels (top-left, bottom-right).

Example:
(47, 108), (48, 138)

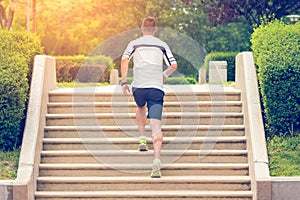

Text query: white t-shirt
(122, 35), (177, 90)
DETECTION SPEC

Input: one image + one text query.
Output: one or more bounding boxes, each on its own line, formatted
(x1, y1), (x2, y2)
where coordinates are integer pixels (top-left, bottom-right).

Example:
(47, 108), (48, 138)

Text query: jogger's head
(142, 16), (157, 35)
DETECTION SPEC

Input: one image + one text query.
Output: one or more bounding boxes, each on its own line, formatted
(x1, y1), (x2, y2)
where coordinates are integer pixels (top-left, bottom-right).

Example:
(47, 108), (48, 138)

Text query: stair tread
(44, 124), (245, 131)
(43, 136), (247, 144)
(49, 85), (241, 95)
(46, 112), (243, 118)
(37, 175), (251, 183)
(39, 163), (249, 169)
(48, 101), (242, 106)
(35, 190), (252, 198)
(41, 149), (248, 156)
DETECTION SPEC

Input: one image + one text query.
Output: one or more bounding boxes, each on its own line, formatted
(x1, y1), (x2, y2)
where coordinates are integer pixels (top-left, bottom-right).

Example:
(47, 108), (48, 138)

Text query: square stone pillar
(209, 61), (227, 83)
(198, 68), (206, 84)
(110, 69), (119, 85)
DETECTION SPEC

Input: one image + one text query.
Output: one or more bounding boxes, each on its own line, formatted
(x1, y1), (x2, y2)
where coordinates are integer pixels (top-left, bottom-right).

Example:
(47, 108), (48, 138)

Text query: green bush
(186, 77), (197, 84)
(201, 52), (238, 82)
(56, 55), (115, 83)
(165, 76), (189, 85)
(0, 30), (44, 84)
(251, 20), (300, 136)
(174, 56), (198, 78)
(0, 53), (28, 151)
(0, 30), (43, 151)
(121, 75), (194, 85)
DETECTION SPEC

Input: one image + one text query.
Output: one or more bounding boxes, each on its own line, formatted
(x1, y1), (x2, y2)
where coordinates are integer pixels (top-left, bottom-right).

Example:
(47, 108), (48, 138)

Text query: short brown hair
(142, 16), (157, 33)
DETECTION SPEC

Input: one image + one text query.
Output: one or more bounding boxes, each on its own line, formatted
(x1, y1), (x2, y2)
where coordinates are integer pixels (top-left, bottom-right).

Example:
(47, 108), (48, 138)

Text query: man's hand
(163, 76), (167, 83)
(122, 84), (131, 96)
(121, 57), (130, 95)
(162, 64), (177, 84)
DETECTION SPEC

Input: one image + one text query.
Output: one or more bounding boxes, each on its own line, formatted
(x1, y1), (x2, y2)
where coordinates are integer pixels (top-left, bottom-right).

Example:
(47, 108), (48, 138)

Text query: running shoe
(151, 158), (161, 178)
(138, 136), (148, 151)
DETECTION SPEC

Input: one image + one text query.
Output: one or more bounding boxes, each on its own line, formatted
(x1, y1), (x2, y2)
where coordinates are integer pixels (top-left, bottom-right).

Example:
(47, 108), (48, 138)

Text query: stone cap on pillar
(209, 61), (228, 83)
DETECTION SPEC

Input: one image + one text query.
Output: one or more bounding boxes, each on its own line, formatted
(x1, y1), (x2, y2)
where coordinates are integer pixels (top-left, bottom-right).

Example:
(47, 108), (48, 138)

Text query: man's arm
(163, 63), (177, 82)
(121, 57), (129, 82)
(121, 57), (131, 95)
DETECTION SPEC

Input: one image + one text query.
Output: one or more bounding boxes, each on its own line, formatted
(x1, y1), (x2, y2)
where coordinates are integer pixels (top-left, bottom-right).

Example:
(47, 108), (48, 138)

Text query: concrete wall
(271, 177), (300, 200)
(0, 181), (13, 200)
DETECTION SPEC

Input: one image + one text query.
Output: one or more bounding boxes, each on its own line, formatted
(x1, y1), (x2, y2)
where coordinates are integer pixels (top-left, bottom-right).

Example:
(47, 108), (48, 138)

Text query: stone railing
(235, 52), (300, 200)
(235, 52), (271, 199)
(13, 55), (57, 200)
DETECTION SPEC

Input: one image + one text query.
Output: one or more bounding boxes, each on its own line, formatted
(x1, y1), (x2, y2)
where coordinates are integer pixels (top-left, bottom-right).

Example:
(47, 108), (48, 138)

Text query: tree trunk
(0, 0), (15, 30)
(6, 2), (14, 30)
(32, 0), (37, 32)
(0, 4), (6, 29)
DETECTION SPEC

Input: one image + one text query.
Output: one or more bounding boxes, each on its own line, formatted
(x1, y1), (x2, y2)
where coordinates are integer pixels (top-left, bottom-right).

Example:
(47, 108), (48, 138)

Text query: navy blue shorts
(132, 88), (165, 120)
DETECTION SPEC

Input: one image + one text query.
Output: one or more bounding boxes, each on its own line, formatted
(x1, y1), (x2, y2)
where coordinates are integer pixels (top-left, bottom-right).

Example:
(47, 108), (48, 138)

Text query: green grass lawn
(267, 134), (300, 176)
(0, 150), (19, 180)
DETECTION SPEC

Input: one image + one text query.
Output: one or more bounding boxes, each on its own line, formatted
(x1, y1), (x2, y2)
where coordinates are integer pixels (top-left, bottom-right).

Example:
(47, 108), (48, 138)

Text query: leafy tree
(11, 0), (252, 59)
(159, 0), (252, 52)
(34, 0), (149, 55)
(203, 22), (252, 52)
(200, 0), (300, 26)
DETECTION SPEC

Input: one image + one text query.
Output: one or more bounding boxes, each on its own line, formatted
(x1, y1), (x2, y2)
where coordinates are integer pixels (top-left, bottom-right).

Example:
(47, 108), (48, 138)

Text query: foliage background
(9, 0), (253, 73)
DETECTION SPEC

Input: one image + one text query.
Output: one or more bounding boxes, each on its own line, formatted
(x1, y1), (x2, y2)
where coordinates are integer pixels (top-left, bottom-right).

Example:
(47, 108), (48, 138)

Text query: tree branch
(6, 1), (15, 30)
(0, 4), (6, 29)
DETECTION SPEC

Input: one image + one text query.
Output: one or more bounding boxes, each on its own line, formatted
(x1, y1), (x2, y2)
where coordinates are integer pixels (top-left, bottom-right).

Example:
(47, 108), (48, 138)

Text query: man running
(121, 16), (177, 178)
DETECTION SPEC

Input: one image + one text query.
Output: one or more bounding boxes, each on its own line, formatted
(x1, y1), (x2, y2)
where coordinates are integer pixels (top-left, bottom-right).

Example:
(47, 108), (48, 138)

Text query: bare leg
(136, 105), (147, 136)
(150, 119), (163, 159)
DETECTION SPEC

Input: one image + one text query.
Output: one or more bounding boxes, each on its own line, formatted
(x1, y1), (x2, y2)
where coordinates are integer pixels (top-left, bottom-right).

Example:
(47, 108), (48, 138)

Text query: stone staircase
(34, 85), (253, 200)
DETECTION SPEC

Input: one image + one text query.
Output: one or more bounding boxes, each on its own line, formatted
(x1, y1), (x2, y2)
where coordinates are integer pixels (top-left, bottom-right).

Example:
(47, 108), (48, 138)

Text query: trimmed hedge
(202, 52), (238, 82)
(56, 55), (115, 83)
(0, 31), (44, 84)
(123, 76), (196, 85)
(0, 30), (43, 151)
(251, 20), (300, 136)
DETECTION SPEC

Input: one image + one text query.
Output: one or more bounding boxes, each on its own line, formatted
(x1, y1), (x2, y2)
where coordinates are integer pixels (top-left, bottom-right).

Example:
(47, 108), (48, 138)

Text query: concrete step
(50, 94), (241, 103)
(35, 190), (253, 200)
(44, 125), (246, 138)
(46, 112), (244, 126)
(42, 136), (247, 151)
(49, 88), (241, 103)
(41, 149), (248, 164)
(38, 86), (250, 200)
(39, 163), (249, 177)
(37, 176), (251, 191)
(47, 101), (242, 114)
